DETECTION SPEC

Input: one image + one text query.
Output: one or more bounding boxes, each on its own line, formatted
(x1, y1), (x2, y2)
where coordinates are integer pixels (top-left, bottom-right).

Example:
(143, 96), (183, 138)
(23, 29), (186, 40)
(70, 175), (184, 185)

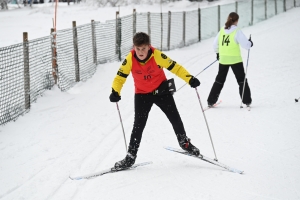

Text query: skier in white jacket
(207, 12), (253, 107)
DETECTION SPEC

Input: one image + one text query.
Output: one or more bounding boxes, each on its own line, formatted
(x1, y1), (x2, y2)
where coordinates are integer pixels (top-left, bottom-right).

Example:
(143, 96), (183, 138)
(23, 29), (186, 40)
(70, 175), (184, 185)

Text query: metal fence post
(265, 0), (267, 19)
(183, 11), (186, 47)
(91, 20), (97, 65)
(133, 9), (136, 35)
(167, 11), (171, 51)
(251, 0), (254, 25)
(23, 32), (30, 110)
(284, 0), (286, 11)
(72, 21), (80, 82)
(275, 0), (277, 15)
(198, 8), (201, 42)
(50, 28), (58, 85)
(147, 12), (151, 36)
(116, 11), (121, 61)
(218, 5), (220, 31)
(235, 1), (238, 13)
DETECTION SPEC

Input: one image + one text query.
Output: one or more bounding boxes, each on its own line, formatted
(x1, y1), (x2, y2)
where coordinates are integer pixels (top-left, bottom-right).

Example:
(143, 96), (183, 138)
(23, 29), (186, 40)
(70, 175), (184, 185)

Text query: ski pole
(240, 35), (251, 108)
(116, 102), (128, 153)
(177, 60), (218, 92)
(194, 59), (218, 77)
(295, 97), (300, 103)
(195, 87), (218, 161)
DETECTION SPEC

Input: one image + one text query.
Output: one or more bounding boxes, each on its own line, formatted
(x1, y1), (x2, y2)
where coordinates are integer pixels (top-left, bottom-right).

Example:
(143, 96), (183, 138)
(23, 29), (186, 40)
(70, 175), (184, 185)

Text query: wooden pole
(72, 21), (80, 82)
(183, 11), (186, 47)
(23, 32), (30, 110)
(51, 28), (58, 84)
(91, 20), (97, 65)
(167, 11), (171, 51)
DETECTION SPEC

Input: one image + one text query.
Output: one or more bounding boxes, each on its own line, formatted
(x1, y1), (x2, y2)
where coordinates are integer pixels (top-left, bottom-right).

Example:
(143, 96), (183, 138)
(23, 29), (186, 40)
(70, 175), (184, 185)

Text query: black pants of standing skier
(207, 62), (252, 105)
(128, 93), (187, 155)
(114, 92), (200, 170)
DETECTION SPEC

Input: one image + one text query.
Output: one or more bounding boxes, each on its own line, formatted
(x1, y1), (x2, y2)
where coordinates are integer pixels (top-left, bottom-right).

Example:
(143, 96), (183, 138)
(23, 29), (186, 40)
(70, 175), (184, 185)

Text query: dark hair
(225, 12), (239, 29)
(133, 32), (150, 46)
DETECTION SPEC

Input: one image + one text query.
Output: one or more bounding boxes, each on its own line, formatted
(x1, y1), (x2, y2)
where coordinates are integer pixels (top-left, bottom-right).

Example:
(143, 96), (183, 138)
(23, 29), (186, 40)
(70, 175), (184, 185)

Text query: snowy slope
(1, 6), (300, 200)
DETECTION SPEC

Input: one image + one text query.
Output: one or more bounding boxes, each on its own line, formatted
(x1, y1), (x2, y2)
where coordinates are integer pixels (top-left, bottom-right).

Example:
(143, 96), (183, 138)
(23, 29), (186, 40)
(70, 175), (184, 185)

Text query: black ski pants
(129, 93), (186, 153)
(207, 62), (252, 105)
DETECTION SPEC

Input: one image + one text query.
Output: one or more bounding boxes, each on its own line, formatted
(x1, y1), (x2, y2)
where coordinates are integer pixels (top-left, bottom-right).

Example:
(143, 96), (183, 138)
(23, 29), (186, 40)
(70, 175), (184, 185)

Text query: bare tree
(89, 0), (125, 7)
(109, 0), (120, 7)
(95, 0), (108, 6)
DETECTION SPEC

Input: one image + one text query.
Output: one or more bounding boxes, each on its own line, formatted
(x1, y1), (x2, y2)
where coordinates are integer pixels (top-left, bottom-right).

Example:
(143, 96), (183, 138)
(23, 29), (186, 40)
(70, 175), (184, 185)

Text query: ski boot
(178, 135), (200, 156)
(114, 145), (138, 170)
(208, 101), (215, 108)
(114, 153), (136, 170)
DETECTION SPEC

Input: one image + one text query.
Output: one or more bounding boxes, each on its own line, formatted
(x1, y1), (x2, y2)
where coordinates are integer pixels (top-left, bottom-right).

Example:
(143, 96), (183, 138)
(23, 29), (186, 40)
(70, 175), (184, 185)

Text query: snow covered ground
(1, 2), (300, 200)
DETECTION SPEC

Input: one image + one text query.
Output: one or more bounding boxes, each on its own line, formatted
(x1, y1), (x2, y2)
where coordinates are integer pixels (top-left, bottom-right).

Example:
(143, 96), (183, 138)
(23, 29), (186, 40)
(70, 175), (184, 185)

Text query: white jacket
(213, 25), (252, 53)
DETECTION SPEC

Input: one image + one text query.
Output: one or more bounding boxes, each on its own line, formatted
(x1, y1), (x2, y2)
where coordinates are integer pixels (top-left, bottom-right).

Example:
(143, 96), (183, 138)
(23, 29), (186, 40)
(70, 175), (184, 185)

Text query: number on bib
(222, 35), (230, 46)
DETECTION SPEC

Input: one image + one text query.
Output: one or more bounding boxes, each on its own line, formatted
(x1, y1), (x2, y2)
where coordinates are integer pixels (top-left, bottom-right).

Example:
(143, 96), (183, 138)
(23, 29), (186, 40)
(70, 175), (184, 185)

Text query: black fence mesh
(161, 12), (169, 51)
(56, 28), (76, 91)
(95, 20), (118, 64)
(277, 0), (285, 13)
(0, 36), (54, 125)
(201, 6), (219, 40)
(170, 11), (184, 49)
(253, 0), (266, 24)
(77, 23), (96, 81)
(0, 0), (298, 125)
(149, 13), (163, 50)
(136, 13), (148, 35)
(286, 0), (295, 9)
(267, 0), (276, 18)
(120, 14), (134, 60)
(0, 43), (26, 124)
(28, 36), (54, 101)
(185, 10), (199, 45)
(237, 1), (252, 27)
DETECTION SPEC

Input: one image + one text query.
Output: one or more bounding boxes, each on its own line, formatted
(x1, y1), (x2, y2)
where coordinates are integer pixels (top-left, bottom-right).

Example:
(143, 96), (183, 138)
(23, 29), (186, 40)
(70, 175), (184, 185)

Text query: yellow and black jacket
(111, 46), (193, 95)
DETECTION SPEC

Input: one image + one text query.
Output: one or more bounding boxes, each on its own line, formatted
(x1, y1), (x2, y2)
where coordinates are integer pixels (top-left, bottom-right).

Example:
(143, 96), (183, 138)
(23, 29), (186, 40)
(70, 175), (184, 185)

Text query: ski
(164, 146), (243, 174)
(203, 100), (222, 111)
(69, 161), (153, 180)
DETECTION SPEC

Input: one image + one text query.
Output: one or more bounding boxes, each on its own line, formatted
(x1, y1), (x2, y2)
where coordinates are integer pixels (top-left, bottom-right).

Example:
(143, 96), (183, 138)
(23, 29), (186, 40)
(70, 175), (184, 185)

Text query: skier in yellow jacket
(110, 32), (201, 170)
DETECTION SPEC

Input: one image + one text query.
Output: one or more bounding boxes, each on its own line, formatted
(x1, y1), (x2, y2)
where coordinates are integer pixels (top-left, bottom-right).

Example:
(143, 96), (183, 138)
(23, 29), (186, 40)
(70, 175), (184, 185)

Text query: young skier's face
(134, 44), (150, 60)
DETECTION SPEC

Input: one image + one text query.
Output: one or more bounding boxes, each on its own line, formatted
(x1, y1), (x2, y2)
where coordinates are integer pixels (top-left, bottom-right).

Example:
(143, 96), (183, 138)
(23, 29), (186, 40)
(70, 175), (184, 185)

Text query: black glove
(189, 76), (200, 88)
(216, 53), (219, 60)
(249, 38), (253, 47)
(109, 89), (121, 102)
